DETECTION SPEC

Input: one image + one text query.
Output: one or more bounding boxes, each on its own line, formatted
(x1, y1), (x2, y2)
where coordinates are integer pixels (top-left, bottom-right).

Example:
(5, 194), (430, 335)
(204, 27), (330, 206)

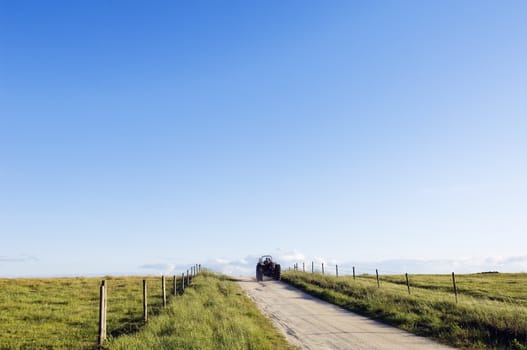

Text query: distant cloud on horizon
(3, 249), (527, 278)
(138, 263), (181, 276)
(0, 254), (39, 263)
(3, 252), (527, 278)
(201, 251), (527, 276)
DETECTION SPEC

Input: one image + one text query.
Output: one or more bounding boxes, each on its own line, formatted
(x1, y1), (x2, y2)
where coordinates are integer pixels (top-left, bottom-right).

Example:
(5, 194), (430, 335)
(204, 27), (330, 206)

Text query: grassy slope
(1, 273), (293, 350)
(107, 273), (295, 350)
(281, 271), (527, 350)
(0, 276), (166, 349)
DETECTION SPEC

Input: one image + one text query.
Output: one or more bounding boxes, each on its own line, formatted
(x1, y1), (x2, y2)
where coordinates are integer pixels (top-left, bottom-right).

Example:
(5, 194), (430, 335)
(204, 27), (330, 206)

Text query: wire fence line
(97, 264), (203, 349)
(287, 261), (483, 276)
(286, 261), (465, 303)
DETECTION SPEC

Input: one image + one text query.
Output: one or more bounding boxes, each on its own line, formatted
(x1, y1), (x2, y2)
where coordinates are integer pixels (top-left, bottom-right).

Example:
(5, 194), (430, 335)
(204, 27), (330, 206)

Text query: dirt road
(237, 277), (455, 350)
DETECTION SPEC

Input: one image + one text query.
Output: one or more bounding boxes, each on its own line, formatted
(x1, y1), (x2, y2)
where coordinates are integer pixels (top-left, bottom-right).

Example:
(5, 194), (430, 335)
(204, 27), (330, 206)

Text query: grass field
(0, 275), (167, 349)
(0, 272), (294, 350)
(281, 271), (527, 350)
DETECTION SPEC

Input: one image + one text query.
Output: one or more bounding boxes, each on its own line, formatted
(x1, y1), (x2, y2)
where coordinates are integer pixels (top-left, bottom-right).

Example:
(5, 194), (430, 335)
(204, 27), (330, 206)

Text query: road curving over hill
(237, 276), (455, 350)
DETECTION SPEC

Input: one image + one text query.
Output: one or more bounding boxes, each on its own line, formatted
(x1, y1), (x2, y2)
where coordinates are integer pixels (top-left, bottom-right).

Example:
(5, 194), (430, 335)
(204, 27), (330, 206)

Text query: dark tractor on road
(256, 255), (281, 281)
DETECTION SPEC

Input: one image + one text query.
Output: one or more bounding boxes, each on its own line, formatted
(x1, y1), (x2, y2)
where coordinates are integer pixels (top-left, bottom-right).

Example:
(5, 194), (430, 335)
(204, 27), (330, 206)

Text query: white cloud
(138, 263), (177, 275)
(203, 249), (307, 276)
(136, 253), (527, 278)
(277, 250), (305, 263)
(0, 255), (38, 263)
(203, 252), (527, 276)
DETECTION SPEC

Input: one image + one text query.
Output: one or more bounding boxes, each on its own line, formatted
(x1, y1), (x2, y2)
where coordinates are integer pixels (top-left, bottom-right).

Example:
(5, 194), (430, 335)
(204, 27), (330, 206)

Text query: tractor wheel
(256, 265), (263, 281)
(274, 264), (281, 280)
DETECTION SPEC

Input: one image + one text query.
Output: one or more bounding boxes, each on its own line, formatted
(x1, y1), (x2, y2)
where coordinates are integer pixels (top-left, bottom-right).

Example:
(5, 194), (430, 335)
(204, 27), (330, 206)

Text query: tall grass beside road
(282, 271), (527, 350)
(107, 272), (295, 350)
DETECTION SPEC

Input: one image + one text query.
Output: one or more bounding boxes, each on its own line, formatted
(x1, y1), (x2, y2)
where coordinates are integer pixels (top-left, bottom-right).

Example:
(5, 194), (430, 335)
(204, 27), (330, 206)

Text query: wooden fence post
(187, 270), (190, 286)
(336, 265), (339, 277)
(452, 272), (458, 303)
(143, 280), (148, 322)
(199, 264), (201, 273)
(173, 275), (177, 296)
(376, 269), (380, 288)
(322, 263), (325, 275)
(162, 275), (166, 308)
(98, 281), (106, 348)
(302, 262), (305, 272)
(103, 280), (107, 325)
(312, 261), (314, 273)
(181, 272), (185, 291)
(353, 266), (355, 280)
(405, 273), (411, 295)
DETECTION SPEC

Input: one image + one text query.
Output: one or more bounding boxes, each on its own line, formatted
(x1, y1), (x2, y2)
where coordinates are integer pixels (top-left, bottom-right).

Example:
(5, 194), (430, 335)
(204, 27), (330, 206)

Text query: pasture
(282, 271), (527, 349)
(0, 272), (293, 350)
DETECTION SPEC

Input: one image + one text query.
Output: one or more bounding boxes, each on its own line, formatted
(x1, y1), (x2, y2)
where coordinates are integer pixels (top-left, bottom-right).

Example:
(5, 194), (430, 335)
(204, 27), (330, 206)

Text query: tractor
(256, 255), (281, 281)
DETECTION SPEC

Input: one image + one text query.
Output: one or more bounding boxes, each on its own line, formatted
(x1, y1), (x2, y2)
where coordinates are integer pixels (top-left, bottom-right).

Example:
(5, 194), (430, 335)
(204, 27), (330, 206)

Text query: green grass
(281, 271), (527, 350)
(0, 272), (294, 350)
(0, 275), (167, 349)
(107, 272), (295, 350)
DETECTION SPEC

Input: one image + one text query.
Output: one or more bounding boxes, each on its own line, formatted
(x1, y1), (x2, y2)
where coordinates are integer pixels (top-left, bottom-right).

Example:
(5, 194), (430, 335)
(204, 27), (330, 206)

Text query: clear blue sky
(1, 1), (526, 276)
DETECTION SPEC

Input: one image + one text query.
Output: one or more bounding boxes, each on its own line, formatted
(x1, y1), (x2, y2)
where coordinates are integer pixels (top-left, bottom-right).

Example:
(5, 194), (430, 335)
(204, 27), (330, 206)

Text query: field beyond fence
(282, 267), (527, 350)
(0, 269), (294, 350)
(0, 265), (200, 349)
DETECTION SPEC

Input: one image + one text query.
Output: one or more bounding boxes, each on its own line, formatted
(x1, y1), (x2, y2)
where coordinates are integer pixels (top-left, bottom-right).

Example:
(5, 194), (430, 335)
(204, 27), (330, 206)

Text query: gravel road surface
(237, 277), (455, 350)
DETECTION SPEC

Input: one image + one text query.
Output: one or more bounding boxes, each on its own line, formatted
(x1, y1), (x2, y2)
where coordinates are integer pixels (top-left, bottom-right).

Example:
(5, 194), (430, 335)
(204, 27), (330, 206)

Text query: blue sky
(1, 1), (526, 277)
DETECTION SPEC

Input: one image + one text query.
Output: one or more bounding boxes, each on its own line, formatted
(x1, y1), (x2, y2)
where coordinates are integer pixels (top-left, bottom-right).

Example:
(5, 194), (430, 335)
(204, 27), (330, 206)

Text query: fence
(97, 264), (202, 348)
(288, 262), (462, 303)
